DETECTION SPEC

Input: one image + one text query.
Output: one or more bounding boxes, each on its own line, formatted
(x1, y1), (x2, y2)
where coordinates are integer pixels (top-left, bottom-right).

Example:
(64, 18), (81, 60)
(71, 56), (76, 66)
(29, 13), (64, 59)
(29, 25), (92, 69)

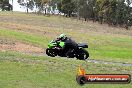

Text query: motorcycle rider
(55, 34), (78, 57)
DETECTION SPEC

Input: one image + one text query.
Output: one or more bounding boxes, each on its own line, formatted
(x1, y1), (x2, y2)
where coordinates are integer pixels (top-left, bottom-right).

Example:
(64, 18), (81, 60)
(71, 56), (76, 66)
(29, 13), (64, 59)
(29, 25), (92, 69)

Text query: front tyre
(46, 48), (57, 57)
(76, 49), (89, 60)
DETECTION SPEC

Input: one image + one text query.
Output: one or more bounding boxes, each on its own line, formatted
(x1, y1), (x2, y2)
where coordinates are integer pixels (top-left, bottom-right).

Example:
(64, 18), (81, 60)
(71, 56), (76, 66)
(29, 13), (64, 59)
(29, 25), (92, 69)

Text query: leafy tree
(0, 0), (12, 11)
(35, 0), (51, 14)
(58, 0), (76, 17)
(18, 0), (51, 14)
(18, 0), (35, 13)
(50, 0), (61, 10)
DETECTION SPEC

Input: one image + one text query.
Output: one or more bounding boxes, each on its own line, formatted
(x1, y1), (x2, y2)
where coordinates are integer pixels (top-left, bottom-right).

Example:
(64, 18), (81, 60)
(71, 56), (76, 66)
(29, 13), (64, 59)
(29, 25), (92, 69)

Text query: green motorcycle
(46, 40), (89, 60)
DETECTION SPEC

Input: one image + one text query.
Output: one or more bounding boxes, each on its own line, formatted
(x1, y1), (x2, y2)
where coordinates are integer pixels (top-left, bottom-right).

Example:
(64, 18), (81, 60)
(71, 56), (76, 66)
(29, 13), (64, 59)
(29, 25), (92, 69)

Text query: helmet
(58, 34), (67, 40)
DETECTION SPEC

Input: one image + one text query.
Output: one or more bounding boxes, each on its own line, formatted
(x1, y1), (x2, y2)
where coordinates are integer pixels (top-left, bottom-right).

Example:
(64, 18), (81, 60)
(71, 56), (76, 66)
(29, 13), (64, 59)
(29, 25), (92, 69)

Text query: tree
(0, 0), (12, 11)
(35, 0), (50, 14)
(58, 0), (76, 17)
(125, 0), (132, 28)
(18, 0), (35, 13)
(49, 0), (61, 14)
(18, 0), (62, 14)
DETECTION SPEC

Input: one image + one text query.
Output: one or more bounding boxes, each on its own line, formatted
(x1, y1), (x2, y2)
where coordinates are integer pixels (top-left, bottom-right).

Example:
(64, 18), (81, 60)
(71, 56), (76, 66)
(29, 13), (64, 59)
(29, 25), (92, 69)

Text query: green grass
(0, 51), (132, 88)
(0, 29), (49, 48)
(89, 35), (132, 62)
(0, 12), (132, 88)
(0, 28), (132, 62)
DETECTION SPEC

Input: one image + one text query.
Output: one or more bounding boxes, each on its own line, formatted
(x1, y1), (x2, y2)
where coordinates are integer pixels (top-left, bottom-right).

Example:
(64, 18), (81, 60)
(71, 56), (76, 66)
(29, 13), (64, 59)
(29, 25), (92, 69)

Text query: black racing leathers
(56, 37), (78, 57)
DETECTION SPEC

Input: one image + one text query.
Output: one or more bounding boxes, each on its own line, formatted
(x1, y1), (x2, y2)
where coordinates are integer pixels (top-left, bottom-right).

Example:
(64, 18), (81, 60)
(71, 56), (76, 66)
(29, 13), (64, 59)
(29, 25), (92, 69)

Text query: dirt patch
(0, 41), (44, 54)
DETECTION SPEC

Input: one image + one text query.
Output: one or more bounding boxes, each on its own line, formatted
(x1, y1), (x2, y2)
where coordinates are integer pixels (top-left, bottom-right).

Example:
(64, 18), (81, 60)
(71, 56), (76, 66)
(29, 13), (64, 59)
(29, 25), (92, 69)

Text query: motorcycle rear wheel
(76, 49), (89, 60)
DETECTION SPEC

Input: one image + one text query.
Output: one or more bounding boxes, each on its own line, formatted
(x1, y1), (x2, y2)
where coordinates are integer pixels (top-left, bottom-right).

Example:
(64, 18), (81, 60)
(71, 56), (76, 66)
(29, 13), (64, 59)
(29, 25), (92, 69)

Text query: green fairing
(48, 42), (57, 48)
(48, 40), (65, 49)
(59, 42), (65, 48)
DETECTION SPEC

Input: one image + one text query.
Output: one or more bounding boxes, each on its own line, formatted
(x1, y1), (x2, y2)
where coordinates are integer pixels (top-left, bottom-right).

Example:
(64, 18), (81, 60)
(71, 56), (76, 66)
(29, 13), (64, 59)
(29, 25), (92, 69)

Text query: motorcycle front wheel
(46, 48), (57, 57)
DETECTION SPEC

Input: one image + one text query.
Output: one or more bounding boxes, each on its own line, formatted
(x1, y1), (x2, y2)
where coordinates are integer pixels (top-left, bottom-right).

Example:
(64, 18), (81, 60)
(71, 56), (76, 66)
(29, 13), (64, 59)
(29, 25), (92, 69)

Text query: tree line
(17, 0), (60, 14)
(18, 0), (131, 29)
(58, 0), (132, 28)
(1, 0), (131, 29)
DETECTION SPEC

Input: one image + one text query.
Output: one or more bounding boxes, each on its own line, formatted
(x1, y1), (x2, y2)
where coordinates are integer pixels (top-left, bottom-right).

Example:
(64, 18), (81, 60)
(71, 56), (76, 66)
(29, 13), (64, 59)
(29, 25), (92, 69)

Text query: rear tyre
(46, 48), (57, 57)
(76, 49), (89, 60)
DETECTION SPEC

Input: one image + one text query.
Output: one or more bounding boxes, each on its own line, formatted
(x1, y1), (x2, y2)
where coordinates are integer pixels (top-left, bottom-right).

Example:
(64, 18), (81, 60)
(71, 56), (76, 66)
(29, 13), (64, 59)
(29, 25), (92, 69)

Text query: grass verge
(0, 51), (132, 88)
